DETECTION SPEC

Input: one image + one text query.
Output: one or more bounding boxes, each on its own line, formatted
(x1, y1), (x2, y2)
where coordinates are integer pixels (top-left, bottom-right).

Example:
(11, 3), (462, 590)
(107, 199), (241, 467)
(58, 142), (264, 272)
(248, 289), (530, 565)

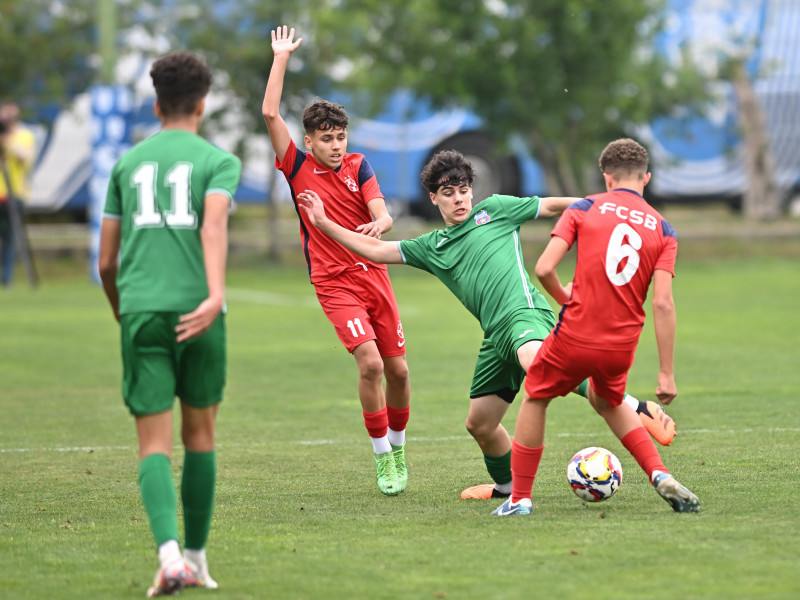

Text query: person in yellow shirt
(0, 102), (36, 287)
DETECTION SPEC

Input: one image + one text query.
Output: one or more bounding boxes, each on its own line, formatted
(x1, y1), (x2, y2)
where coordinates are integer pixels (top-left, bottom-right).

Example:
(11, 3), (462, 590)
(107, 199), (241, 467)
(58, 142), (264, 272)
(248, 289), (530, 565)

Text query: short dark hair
(599, 138), (649, 179)
(302, 99), (348, 134)
(420, 149), (475, 193)
(150, 51), (212, 118)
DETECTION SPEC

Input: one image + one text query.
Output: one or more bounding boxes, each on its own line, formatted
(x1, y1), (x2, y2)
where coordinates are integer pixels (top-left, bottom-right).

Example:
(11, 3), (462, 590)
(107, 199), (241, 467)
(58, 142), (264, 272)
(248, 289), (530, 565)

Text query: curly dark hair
(420, 149), (475, 193)
(302, 99), (349, 133)
(598, 138), (649, 178)
(150, 51), (212, 118)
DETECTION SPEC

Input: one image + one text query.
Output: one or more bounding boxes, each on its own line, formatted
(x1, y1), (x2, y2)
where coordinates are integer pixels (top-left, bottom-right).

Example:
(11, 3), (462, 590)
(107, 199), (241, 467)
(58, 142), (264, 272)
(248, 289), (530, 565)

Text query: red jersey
(276, 139), (387, 283)
(550, 188), (678, 350)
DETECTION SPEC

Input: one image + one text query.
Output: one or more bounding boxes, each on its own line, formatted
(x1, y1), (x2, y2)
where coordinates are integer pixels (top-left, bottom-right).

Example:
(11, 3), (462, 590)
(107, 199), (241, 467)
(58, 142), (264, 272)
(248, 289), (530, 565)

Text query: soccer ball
(567, 447), (623, 502)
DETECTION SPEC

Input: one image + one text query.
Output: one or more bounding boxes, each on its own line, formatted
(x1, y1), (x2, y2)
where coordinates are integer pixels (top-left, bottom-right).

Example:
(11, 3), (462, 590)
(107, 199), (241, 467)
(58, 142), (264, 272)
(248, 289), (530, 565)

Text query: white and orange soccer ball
(567, 447), (623, 502)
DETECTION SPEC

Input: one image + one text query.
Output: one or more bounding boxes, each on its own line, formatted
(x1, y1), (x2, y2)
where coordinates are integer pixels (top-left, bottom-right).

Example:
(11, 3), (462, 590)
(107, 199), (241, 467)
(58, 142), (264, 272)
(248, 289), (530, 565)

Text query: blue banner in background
(89, 85), (132, 282)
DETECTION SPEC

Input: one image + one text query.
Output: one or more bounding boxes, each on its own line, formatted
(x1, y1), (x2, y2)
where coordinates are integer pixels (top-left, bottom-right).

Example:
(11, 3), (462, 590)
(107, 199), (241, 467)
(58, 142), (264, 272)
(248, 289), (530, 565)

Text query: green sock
(483, 450), (512, 486)
(139, 453), (179, 548)
(182, 450), (216, 550)
(576, 380), (589, 398)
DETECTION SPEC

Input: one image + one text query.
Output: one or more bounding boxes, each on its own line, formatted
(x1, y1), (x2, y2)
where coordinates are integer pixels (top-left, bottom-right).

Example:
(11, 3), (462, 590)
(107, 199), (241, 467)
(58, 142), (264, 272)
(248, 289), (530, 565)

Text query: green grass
(1, 246), (800, 599)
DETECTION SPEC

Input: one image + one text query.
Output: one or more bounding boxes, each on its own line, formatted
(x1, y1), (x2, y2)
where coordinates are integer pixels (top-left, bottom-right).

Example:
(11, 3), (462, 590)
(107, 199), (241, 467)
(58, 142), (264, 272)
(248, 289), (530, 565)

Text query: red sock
(386, 405), (410, 432)
(510, 439), (544, 503)
(621, 427), (668, 482)
(362, 408), (388, 439)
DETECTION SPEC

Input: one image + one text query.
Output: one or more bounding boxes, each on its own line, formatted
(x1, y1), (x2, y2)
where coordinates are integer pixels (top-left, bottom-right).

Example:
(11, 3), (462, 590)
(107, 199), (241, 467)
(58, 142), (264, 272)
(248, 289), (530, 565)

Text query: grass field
(2, 230), (800, 599)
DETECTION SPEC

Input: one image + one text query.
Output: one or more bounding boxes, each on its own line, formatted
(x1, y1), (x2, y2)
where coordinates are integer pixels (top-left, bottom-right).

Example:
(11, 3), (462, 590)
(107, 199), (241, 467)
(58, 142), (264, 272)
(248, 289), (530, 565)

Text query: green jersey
(104, 129), (241, 314)
(398, 194), (552, 335)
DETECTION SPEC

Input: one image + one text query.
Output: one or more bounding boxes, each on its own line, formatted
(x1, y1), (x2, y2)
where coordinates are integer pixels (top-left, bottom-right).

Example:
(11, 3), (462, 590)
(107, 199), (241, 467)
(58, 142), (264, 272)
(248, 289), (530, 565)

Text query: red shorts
(315, 266), (406, 356)
(524, 333), (635, 406)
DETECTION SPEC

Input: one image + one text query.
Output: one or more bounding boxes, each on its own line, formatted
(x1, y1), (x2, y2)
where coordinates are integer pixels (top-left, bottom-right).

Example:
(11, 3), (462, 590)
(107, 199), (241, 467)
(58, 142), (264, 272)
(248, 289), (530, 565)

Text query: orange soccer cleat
(460, 483), (510, 500)
(639, 401), (677, 446)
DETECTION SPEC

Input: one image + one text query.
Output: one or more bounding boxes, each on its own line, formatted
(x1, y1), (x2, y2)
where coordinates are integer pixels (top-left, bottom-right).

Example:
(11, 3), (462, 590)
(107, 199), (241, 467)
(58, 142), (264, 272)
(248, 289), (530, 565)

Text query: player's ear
(643, 172), (652, 187)
(429, 191), (438, 206)
(194, 97), (206, 117)
(304, 134), (312, 151)
(153, 101), (163, 120)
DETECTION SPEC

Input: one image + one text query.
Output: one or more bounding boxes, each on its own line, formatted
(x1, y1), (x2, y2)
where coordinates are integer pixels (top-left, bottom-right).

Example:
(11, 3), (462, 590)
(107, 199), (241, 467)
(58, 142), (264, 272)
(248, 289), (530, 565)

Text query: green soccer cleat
(375, 450), (401, 496)
(391, 444), (408, 493)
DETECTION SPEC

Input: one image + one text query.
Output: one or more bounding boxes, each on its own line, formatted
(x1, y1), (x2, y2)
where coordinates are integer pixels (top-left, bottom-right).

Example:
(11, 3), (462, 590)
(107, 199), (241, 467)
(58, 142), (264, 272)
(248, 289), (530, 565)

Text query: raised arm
(651, 269), (677, 405)
(538, 196), (581, 219)
(298, 190), (403, 264)
(262, 26), (302, 163)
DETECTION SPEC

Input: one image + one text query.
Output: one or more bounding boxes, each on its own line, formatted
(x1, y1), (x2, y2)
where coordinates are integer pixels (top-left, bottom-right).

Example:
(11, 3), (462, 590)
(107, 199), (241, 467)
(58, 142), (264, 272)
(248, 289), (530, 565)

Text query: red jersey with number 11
(550, 188), (677, 350)
(276, 139), (386, 283)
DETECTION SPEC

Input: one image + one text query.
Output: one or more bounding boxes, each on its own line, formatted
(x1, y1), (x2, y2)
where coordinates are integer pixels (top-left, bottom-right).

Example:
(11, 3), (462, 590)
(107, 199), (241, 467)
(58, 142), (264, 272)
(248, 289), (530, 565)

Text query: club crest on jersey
(474, 209), (491, 225)
(344, 175), (359, 192)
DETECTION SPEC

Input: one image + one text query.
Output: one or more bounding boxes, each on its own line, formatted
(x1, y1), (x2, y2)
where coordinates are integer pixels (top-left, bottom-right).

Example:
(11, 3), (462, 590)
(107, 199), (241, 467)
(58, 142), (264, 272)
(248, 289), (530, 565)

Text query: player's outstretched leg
(652, 471), (700, 512)
(391, 444), (407, 493)
(375, 450), (401, 495)
(146, 557), (188, 598)
(491, 497), (532, 516)
(638, 400), (677, 446)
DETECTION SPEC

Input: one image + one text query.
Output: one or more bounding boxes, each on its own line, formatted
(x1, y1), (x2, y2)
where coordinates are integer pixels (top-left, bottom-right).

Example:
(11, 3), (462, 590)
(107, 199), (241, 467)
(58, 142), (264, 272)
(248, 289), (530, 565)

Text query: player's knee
(384, 361), (409, 388)
(465, 415), (491, 441)
(358, 356), (384, 383)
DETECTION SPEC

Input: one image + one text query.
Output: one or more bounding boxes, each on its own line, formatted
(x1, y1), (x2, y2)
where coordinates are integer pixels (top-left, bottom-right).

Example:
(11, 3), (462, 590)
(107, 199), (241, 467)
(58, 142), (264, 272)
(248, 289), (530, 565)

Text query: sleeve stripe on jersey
(358, 159), (376, 186)
(512, 230), (535, 308)
(205, 188), (234, 201)
(569, 198), (594, 212)
(661, 219), (677, 239)
(397, 241), (408, 264)
(289, 150), (306, 180)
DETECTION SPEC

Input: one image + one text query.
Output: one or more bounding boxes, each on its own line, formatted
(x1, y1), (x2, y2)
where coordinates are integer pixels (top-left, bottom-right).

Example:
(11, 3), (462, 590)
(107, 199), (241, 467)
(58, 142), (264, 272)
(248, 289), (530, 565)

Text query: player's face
(430, 184), (473, 227)
(305, 127), (348, 170)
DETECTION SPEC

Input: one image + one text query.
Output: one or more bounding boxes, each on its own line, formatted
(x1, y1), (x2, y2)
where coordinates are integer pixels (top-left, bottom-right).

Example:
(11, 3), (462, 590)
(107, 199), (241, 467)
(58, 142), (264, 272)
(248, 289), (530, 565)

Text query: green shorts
(120, 312), (226, 417)
(469, 307), (556, 402)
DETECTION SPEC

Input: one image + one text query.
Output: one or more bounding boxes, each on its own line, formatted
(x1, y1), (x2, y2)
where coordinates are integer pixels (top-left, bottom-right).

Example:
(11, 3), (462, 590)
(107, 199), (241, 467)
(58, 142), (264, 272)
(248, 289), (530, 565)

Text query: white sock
(371, 436), (392, 454)
(623, 393), (639, 411)
(651, 469), (672, 484)
(184, 548), (206, 567)
(387, 428), (405, 447)
(495, 481), (513, 494)
(158, 540), (181, 568)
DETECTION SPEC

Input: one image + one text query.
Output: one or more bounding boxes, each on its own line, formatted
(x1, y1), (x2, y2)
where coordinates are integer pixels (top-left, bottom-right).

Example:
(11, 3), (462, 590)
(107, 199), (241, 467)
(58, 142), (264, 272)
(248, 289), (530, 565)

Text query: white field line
(2, 427), (799, 454)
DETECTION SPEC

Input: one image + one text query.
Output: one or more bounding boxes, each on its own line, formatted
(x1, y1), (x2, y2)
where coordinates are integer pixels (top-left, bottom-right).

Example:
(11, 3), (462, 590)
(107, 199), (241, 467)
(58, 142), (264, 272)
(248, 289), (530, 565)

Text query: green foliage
(0, 0), (95, 114)
(1, 248), (799, 599)
(311, 0), (710, 194)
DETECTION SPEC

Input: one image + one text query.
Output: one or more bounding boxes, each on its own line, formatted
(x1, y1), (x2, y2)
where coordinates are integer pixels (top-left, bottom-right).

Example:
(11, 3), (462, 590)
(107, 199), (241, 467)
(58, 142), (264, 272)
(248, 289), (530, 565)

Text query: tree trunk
(732, 59), (782, 221)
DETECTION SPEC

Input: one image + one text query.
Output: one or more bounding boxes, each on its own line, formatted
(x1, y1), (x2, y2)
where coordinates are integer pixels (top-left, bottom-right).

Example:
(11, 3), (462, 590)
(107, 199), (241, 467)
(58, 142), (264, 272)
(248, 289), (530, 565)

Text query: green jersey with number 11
(398, 194), (552, 336)
(103, 129), (242, 315)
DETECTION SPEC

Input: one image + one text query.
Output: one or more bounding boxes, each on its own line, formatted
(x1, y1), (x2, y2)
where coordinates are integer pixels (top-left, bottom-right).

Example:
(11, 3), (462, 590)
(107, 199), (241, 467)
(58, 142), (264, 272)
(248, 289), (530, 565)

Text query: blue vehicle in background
(28, 0), (800, 218)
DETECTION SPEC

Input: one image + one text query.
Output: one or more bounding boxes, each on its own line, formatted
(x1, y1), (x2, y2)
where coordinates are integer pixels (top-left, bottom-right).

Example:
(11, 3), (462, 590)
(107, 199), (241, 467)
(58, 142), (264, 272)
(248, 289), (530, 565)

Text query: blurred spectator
(0, 102), (35, 287)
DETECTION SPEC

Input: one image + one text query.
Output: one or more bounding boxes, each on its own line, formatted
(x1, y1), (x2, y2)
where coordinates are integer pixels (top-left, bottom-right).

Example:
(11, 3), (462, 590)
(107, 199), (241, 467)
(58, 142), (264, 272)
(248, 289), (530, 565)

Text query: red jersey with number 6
(276, 139), (386, 283)
(550, 188), (677, 350)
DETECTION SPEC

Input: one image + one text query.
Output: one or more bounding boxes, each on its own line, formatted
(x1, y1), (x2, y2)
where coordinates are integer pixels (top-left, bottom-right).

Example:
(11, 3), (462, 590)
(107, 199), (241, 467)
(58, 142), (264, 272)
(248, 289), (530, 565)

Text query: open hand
(175, 298), (223, 343)
(297, 189), (327, 227)
(272, 25), (302, 57)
